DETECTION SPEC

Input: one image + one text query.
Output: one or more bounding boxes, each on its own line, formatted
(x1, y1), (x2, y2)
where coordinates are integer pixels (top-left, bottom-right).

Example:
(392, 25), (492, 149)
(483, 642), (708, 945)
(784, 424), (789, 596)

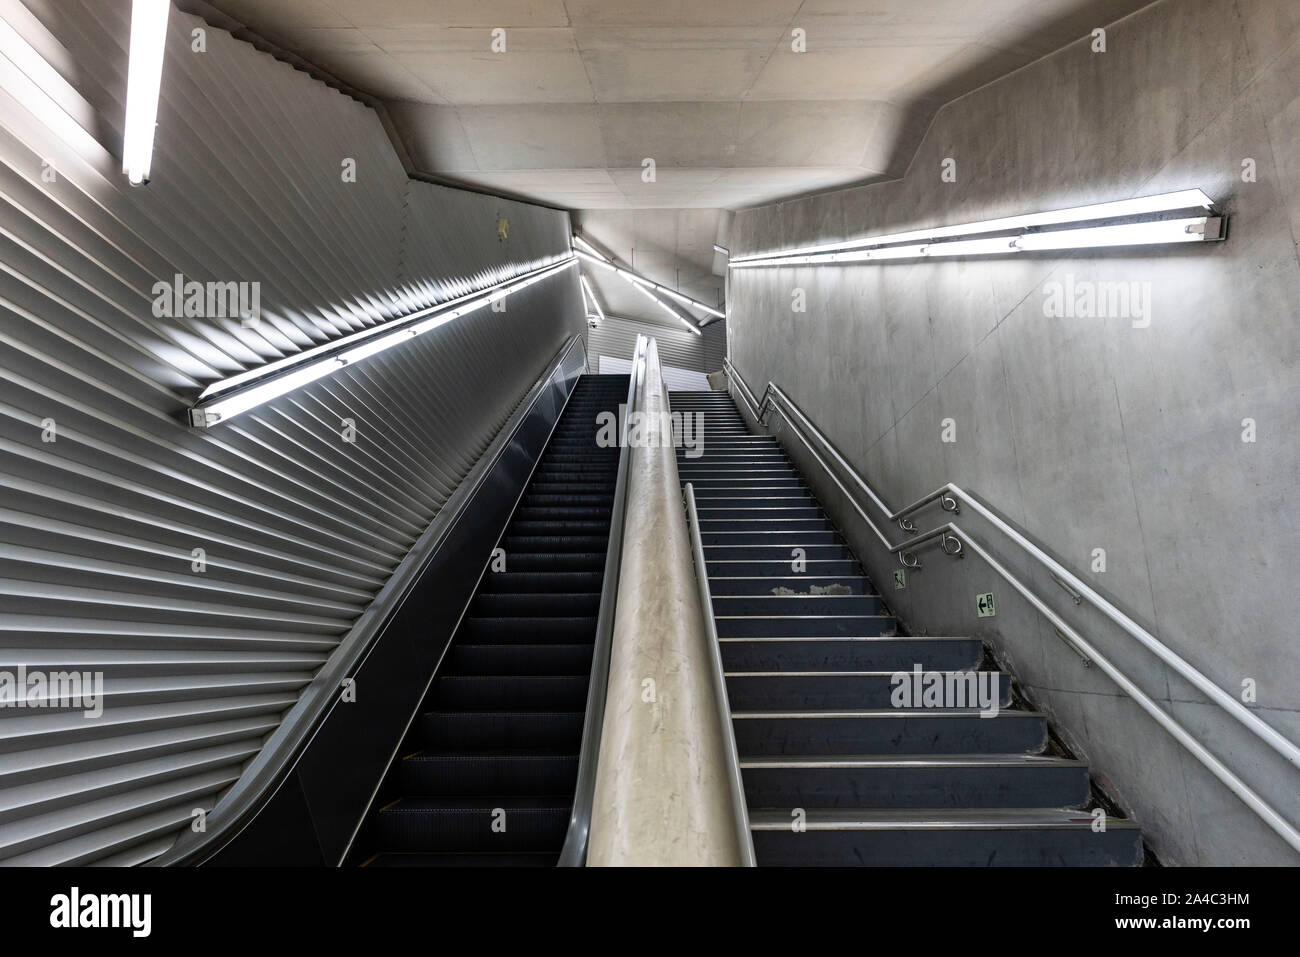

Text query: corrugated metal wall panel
(587, 315), (726, 375)
(702, 319), (726, 372)
(597, 354), (709, 391)
(0, 0), (584, 864)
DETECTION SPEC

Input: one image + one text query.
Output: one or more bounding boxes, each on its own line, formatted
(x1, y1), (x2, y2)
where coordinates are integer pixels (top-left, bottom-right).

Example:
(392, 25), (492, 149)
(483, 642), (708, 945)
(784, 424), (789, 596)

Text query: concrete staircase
(672, 389), (1143, 867)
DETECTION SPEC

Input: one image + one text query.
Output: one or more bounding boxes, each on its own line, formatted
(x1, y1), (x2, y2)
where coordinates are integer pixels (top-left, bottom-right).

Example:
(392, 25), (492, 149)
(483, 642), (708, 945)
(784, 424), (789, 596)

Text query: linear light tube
(198, 255), (572, 400)
(572, 234), (606, 259)
(633, 283), (702, 337)
(190, 258), (576, 427)
(576, 249), (617, 272)
(729, 214), (1225, 268)
(123, 0), (170, 185)
(926, 237), (1020, 257)
(730, 189), (1221, 267)
(580, 273), (606, 322)
(573, 241), (725, 319)
(574, 250), (702, 332)
(617, 270), (726, 318)
(859, 243), (930, 261)
(1014, 217), (1216, 250)
(578, 271), (592, 315)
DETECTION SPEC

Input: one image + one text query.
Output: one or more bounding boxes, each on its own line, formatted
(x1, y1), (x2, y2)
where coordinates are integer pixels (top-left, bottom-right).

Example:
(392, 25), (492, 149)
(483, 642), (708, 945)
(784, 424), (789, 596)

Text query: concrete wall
(727, 0), (1300, 866)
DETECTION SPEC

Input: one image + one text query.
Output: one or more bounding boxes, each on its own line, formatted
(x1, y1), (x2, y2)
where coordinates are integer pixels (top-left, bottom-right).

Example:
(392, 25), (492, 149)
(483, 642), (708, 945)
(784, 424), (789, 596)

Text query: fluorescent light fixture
(572, 237), (726, 319)
(572, 235), (606, 259)
(926, 237), (1019, 257)
(580, 272), (606, 323)
(730, 189), (1224, 268)
(575, 249), (616, 272)
(632, 282), (702, 337)
(122, 0), (170, 186)
(577, 267), (592, 315)
(1013, 217), (1216, 250)
(749, 244), (928, 267)
(618, 269), (726, 319)
(190, 257), (576, 427)
(848, 243), (927, 261)
(713, 244), (730, 256)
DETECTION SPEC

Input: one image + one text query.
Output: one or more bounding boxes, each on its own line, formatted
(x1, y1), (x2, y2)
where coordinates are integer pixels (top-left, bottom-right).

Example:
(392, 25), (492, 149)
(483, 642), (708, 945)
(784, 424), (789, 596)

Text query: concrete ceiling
(203, 0), (1156, 333)
(207, 0), (1155, 210)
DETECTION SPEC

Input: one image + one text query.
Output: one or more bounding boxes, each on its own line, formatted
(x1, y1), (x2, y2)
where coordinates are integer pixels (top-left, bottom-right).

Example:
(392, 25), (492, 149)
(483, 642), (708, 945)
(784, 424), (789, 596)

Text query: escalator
(349, 374), (629, 866)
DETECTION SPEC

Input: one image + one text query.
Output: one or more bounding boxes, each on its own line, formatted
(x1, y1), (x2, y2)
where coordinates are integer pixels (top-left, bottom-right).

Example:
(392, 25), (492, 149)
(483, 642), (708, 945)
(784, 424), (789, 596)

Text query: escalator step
(460, 616), (598, 643)
(515, 507), (615, 520)
(534, 463), (620, 474)
(416, 711), (584, 750)
(496, 553), (607, 572)
(471, 593), (601, 618)
(508, 521), (612, 535)
(363, 851), (559, 867)
(527, 484), (618, 496)
(431, 674), (589, 710)
(479, 571), (605, 593)
(372, 796), (570, 852)
(397, 752), (578, 794)
(445, 643), (594, 676)
(541, 454), (619, 463)
(524, 494), (614, 507)
(504, 535), (611, 552)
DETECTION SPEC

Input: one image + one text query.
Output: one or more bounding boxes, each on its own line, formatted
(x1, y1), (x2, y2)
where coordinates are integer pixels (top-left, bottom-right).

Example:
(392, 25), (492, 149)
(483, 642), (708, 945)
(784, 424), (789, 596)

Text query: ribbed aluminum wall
(0, 0), (583, 864)
(587, 315), (725, 375)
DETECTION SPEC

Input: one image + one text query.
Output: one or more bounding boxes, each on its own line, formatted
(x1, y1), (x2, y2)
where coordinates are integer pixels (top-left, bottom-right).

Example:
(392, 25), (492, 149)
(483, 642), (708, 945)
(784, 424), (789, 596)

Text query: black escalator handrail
(153, 334), (588, 866)
(558, 335), (648, 865)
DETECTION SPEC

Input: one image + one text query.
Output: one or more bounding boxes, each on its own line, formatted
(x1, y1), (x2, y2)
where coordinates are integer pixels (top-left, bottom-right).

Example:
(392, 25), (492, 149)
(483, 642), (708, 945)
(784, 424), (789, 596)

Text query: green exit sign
(976, 592), (996, 618)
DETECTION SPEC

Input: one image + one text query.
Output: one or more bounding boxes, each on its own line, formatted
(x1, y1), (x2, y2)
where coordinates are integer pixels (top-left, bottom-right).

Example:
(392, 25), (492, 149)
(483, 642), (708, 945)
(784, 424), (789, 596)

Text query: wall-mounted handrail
(684, 482), (757, 866)
(733, 368), (957, 528)
(724, 356), (1300, 854)
(559, 335), (647, 866)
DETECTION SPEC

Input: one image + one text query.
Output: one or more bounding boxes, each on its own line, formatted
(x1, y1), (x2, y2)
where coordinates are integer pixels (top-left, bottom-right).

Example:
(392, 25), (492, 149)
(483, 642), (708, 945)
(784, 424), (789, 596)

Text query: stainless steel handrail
(724, 356), (1300, 854)
(558, 335), (648, 865)
(683, 482), (757, 866)
(731, 366), (950, 528)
